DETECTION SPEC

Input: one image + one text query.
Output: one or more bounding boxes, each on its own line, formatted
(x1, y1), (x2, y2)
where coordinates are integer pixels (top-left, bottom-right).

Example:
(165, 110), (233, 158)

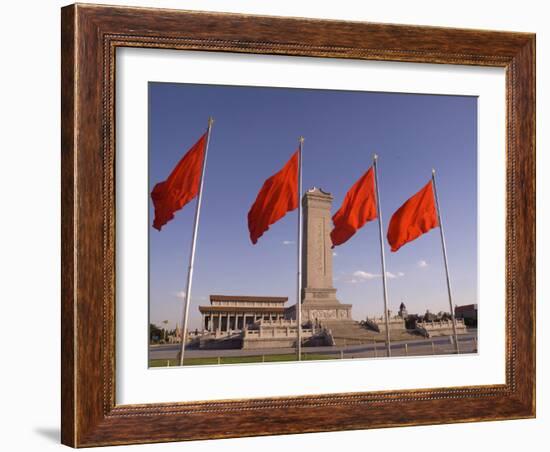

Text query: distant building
(455, 303), (478, 327)
(168, 323), (182, 343)
(365, 311), (406, 332)
(398, 302), (408, 318)
(198, 295), (288, 333)
(423, 309), (437, 322)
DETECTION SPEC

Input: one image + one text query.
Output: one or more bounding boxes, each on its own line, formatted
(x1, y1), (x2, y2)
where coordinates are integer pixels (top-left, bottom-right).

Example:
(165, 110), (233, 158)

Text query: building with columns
(198, 295), (288, 333)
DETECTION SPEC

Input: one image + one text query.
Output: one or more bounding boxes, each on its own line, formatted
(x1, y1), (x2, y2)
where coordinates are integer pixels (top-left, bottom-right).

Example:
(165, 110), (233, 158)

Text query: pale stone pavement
(149, 332), (477, 362)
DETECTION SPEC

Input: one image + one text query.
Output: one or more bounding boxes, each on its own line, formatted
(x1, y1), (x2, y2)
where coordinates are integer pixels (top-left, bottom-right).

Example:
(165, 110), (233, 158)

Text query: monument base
(285, 288), (352, 322)
(302, 288), (351, 321)
(285, 303), (352, 322)
(302, 303), (352, 321)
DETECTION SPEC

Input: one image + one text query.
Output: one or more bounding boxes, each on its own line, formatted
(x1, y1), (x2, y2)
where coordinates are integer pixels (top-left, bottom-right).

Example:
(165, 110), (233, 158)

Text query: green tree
(149, 323), (163, 343)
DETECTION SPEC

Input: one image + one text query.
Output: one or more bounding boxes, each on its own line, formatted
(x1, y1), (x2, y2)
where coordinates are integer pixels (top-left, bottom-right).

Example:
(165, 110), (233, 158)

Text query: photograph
(147, 82), (479, 367)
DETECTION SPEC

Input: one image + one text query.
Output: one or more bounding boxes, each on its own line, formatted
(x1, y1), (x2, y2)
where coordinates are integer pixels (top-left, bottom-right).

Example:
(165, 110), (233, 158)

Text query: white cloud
(332, 251), (338, 257)
(350, 270), (404, 282)
(175, 291), (186, 300)
(353, 270), (379, 280)
(282, 240), (295, 245)
(417, 260), (428, 268)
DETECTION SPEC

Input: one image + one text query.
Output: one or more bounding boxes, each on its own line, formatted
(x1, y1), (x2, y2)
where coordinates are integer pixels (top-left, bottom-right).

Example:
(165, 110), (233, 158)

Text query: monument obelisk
(299, 188), (352, 322)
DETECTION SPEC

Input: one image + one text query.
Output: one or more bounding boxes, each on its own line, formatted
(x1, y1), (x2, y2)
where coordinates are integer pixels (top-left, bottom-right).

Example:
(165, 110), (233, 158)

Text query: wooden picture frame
(61, 3), (535, 447)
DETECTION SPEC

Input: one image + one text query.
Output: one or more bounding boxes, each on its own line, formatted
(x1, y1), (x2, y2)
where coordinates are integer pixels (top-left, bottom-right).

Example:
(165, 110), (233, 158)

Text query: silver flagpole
(296, 137), (304, 361)
(431, 169), (460, 354)
(178, 117), (214, 366)
(373, 155), (391, 357)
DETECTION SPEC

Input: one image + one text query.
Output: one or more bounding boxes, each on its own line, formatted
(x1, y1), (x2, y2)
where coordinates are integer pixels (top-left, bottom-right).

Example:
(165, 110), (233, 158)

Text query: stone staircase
(322, 321), (380, 346)
(199, 332), (242, 350)
(322, 320), (418, 346)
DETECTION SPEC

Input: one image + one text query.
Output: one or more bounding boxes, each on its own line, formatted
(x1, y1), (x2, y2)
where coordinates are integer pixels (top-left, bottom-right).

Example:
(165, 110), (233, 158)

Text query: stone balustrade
(417, 318), (466, 330)
(243, 325), (314, 339)
(414, 318), (468, 338)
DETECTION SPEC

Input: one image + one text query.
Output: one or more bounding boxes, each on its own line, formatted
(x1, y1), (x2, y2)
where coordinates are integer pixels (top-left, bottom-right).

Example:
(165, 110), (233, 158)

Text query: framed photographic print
(61, 3), (535, 447)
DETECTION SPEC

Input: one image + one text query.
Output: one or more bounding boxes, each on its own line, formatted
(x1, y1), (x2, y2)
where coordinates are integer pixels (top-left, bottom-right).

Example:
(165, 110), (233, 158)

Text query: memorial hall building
(198, 295), (288, 332)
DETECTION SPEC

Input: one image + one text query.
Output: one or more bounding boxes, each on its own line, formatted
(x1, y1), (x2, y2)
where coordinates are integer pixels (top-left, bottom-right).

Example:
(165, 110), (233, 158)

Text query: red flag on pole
(387, 180), (438, 252)
(151, 133), (207, 231)
(331, 167), (377, 247)
(248, 151), (299, 244)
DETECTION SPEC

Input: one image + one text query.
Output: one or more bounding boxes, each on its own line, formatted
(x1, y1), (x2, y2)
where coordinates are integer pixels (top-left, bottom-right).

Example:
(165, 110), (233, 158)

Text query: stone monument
(299, 188), (352, 321)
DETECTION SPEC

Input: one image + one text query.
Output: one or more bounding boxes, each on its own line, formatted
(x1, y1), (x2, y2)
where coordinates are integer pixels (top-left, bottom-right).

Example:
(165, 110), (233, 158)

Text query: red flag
(151, 133), (207, 231)
(331, 167), (377, 247)
(248, 151), (299, 244)
(387, 180), (438, 252)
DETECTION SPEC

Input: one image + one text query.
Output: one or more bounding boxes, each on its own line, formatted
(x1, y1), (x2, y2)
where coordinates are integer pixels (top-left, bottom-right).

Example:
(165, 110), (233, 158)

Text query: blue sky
(148, 82), (477, 330)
